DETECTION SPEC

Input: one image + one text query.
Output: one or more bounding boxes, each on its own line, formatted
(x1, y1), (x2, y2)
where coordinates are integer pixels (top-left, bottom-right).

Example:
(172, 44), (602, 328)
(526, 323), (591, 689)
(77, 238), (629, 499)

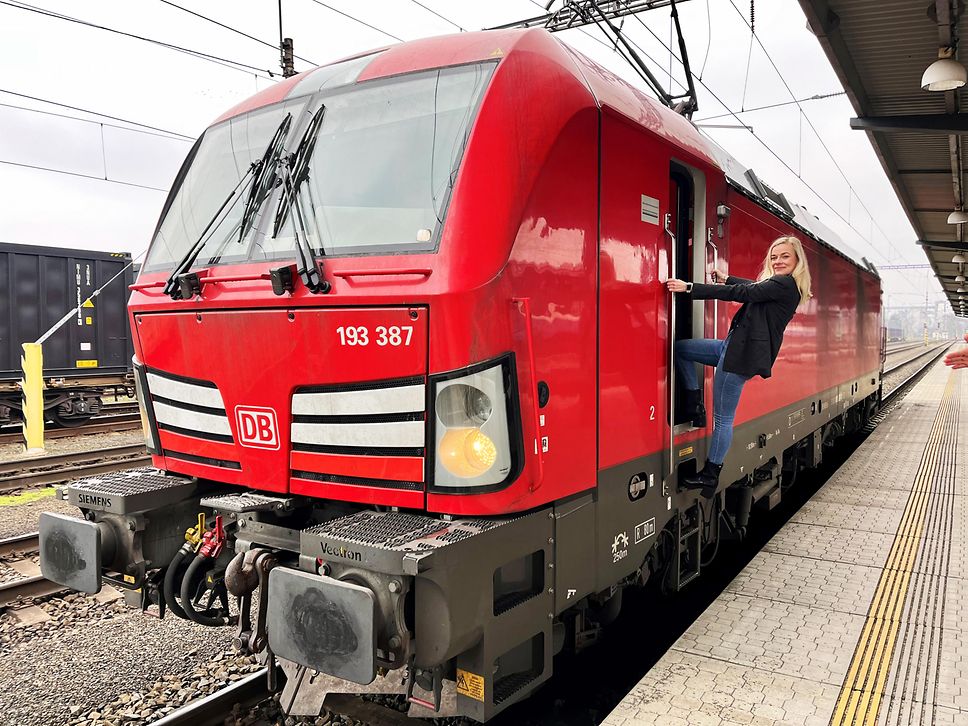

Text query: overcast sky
(0, 0), (950, 309)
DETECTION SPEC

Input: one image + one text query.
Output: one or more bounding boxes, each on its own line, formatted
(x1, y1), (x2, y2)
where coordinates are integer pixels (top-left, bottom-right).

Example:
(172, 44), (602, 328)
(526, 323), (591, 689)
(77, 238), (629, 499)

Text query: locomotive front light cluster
(132, 359), (160, 455)
(432, 356), (519, 489)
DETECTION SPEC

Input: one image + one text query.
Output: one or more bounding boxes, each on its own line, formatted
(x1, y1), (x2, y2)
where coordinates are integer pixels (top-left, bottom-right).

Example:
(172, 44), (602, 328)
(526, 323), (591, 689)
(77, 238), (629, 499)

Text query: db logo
(235, 406), (280, 450)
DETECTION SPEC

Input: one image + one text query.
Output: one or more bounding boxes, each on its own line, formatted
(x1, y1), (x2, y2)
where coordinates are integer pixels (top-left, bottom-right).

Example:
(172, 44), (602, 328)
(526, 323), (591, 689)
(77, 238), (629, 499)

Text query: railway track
(883, 341), (950, 377)
(0, 443), (150, 493)
(885, 341), (926, 356)
(0, 413), (142, 445)
(0, 532), (64, 609)
(0, 532), (39, 559)
(154, 668), (415, 726)
(0, 573), (67, 609)
(873, 342), (952, 424)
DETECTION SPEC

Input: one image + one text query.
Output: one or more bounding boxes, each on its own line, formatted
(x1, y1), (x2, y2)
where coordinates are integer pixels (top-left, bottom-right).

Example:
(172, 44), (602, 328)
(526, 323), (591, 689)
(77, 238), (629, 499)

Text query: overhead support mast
(489, 0), (698, 117)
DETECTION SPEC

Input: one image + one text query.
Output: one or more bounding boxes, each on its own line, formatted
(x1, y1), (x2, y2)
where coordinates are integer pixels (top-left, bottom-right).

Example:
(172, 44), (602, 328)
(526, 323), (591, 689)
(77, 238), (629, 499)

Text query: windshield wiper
(163, 113), (293, 299)
(236, 113), (292, 247)
(272, 105), (329, 294)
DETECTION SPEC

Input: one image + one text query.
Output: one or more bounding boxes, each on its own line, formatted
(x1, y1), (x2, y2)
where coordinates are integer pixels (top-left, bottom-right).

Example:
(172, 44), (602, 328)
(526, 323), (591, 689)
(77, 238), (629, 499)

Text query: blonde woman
(666, 236), (812, 497)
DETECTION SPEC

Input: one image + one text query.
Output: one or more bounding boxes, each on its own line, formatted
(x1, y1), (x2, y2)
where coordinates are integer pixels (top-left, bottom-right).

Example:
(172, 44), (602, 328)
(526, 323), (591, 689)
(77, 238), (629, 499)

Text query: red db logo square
(235, 406), (280, 450)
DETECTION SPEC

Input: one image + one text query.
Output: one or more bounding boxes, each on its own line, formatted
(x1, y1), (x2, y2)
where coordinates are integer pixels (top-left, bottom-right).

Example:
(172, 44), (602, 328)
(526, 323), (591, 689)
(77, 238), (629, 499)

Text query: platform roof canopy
(799, 0), (968, 316)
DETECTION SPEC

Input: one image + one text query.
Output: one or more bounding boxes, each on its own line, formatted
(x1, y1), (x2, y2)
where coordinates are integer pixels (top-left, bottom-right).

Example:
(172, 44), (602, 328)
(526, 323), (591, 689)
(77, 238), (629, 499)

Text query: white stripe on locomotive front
(153, 401), (232, 436)
(291, 384), (425, 416)
(291, 421), (424, 448)
(146, 372), (225, 410)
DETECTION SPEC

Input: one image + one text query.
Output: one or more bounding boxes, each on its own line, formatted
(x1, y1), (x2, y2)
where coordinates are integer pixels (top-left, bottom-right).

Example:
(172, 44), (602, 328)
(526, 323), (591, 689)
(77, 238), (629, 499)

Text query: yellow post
(20, 342), (45, 453)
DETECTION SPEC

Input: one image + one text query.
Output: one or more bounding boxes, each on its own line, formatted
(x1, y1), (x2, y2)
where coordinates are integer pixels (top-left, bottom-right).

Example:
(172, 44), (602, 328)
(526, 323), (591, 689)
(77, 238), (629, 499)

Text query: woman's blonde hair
(758, 235), (812, 307)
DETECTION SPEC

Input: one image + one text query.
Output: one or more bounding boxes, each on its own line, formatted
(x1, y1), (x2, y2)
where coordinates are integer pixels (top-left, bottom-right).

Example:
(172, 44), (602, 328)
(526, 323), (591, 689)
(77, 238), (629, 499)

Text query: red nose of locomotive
(134, 301), (430, 506)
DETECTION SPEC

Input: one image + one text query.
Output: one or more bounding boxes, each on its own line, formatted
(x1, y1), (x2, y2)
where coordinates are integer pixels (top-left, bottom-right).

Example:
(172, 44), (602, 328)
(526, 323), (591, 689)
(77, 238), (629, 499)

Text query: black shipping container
(0, 242), (134, 381)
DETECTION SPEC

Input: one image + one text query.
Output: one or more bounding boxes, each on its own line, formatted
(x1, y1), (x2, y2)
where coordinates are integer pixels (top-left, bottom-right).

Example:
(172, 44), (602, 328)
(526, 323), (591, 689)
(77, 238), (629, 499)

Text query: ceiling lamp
(953, 253), (967, 263)
(947, 210), (968, 224)
(922, 47), (967, 91)
(959, 286), (967, 292)
(956, 274), (966, 282)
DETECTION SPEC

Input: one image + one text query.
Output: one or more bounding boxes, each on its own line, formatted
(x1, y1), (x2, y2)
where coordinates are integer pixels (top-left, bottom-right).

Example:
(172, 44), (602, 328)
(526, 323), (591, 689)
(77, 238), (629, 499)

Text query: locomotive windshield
(144, 62), (494, 272)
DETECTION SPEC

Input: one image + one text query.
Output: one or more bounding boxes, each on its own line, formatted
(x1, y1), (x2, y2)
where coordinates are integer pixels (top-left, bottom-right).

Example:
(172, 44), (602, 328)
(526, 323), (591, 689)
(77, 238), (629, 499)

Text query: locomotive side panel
(598, 111), (669, 470)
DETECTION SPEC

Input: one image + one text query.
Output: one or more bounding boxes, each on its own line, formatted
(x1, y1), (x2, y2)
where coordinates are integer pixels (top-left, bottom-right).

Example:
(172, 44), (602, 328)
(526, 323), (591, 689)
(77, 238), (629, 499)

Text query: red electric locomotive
(40, 28), (882, 721)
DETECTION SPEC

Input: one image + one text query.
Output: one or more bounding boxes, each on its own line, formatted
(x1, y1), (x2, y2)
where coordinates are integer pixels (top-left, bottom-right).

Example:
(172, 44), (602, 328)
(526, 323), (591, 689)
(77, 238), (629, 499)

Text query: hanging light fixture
(956, 274), (966, 282)
(947, 210), (968, 224)
(953, 253), (967, 264)
(958, 286), (967, 293)
(922, 47), (968, 91)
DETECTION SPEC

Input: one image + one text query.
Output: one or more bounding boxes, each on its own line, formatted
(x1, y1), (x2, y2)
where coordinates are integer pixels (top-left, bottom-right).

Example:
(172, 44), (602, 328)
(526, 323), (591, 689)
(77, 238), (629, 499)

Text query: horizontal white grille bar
(146, 372), (225, 410)
(291, 421), (424, 448)
(292, 384), (425, 416)
(153, 402), (232, 437)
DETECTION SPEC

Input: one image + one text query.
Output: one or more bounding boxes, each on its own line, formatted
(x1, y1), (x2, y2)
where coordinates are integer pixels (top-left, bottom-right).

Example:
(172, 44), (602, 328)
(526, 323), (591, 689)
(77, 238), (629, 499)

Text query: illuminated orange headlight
(438, 427), (498, 478)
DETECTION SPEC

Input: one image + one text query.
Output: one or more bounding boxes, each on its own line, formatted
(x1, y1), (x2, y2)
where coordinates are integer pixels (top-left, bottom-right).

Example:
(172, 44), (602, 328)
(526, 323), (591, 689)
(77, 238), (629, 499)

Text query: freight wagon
(0, 242), (134, 426)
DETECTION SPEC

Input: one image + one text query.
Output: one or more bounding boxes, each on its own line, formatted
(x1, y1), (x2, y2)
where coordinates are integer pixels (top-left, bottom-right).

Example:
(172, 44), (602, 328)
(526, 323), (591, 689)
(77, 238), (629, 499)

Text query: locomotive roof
(213, 28), (873, 275)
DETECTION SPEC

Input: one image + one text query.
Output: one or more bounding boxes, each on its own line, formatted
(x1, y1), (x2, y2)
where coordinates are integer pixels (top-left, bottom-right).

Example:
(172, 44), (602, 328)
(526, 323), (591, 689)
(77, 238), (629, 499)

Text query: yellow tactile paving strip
(831, 373), (957, 725)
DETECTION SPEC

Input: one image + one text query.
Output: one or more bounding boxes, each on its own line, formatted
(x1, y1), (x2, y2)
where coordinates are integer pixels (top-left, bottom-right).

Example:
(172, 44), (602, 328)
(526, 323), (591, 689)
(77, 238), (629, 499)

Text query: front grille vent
(290, 376), (426, 490)
(145, 369), (234, 445)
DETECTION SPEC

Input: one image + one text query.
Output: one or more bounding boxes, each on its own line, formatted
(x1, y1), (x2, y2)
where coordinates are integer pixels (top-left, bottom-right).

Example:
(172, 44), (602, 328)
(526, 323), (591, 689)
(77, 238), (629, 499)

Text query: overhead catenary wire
(0, 158), (170, 192)
(693, 92), (846, 123)
(626, 11), (915, 270)
(410, 0), (465, 31)
(0, 0), (279, 80)
(158, 0), (318, 66)
(723, 0), (907, 264)
(0, 95), (194, 143)
(304, 0), (403, 42)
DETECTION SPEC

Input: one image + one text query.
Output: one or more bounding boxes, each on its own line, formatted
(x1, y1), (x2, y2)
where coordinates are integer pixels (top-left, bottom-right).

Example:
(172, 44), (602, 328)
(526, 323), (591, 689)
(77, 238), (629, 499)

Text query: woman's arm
(726, 275), (754, 285)
(691, 275), (797, 304)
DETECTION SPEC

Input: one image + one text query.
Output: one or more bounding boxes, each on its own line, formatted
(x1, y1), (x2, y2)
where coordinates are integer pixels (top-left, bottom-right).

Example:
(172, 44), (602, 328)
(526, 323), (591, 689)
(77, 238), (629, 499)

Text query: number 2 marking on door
(650, 405), (656, 420)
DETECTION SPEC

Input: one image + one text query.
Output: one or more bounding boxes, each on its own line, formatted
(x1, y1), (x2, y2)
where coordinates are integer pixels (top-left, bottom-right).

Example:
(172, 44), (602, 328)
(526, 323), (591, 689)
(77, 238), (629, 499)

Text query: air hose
(162, 542), (193, 620)
(180, 553), (232, 627)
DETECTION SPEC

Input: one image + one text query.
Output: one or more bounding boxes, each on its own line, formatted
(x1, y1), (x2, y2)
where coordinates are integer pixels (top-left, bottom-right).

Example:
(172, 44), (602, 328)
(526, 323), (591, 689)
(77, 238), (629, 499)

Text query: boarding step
(64, 467), (196, 514)
(674, 501), (702, 590)
(201, 491), (296, 514)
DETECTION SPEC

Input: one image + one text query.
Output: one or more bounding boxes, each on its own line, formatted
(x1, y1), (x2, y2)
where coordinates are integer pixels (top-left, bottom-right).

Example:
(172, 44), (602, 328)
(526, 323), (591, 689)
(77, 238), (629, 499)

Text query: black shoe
(682, 388), (707, 428)
(680, 461), (723, 499)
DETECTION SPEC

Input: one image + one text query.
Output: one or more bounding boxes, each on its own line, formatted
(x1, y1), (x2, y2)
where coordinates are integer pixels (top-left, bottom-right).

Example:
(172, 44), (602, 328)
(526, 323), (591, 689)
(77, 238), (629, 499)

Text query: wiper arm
(163, 113), (293, 299)
(272, 106), (329, 294)
(236, 113), (292, 247)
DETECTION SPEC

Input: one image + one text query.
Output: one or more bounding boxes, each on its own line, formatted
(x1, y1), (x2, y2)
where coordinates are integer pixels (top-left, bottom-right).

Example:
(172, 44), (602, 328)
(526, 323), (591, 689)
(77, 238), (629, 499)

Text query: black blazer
(690, 274), (800, 379)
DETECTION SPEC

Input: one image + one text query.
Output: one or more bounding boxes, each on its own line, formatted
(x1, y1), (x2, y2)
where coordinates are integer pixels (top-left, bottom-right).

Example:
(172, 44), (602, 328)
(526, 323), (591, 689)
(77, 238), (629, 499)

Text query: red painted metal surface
(134, 307), (427, 493)
(130, 28), (882, 517)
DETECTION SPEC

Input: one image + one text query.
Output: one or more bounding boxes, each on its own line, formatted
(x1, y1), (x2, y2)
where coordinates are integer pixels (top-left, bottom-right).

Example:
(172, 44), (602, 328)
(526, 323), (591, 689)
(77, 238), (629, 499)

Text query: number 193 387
(336, 326), (414, 347)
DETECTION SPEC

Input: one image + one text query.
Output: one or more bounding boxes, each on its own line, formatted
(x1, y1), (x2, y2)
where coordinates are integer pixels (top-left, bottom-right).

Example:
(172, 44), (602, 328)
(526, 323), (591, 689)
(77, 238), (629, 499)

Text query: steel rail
(151, 668), (274, 726)
(0, 455), (152, 493)
(153, 669), (416, 726)
(0, 443), (148, 476)
(885, 341), (926, 355)
(884, 343), (950, 377)
(0, 414), (142, 445)
(100, 403), (140, 414)
(879, 344), (952, 414)
(0, 532), (39, 559)
(0, 574), (67, 609)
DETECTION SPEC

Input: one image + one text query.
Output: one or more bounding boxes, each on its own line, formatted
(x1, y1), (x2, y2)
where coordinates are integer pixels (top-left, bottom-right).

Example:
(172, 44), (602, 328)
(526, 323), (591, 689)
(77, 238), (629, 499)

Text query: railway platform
(604, 358), (967, 726)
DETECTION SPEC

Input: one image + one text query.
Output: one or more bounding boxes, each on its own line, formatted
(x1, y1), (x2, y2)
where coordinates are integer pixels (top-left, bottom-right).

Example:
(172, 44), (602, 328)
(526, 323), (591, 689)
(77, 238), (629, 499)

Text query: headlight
(133, 359), (160, 455)
(431, 355), (521, 491)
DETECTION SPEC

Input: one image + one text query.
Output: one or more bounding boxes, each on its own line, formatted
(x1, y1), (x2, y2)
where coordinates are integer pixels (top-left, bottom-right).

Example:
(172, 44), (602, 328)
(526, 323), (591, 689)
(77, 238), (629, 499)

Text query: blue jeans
(674, 337), (751, 465)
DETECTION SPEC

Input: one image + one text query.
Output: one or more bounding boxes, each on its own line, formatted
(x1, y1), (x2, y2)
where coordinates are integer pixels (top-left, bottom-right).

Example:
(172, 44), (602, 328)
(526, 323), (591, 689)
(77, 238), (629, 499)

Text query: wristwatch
(685, 282), (693, 293)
